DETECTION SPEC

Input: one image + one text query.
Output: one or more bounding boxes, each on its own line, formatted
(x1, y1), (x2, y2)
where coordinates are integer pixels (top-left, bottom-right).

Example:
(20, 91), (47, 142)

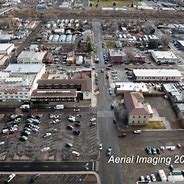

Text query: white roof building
(133, 69), (182, 82)
(115, 82), (148, 95)
(151, 50), (179, 64)
(17, 51), (47, 64)
(0, 43), (14, 55)
(0, 64), (46, 102)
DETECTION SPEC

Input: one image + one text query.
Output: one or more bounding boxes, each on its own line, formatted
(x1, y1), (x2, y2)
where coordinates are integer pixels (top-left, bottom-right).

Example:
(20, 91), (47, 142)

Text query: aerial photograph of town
(1, 0), (184, 183)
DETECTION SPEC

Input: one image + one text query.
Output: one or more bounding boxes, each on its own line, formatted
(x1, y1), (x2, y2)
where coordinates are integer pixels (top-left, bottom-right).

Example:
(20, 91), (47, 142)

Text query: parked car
(90, 117), (96, 122)
(98, 143), (103, 151)
(43, 132), (51, 138)
(106, 147), (112, 156)
(41, 147), (50, 152)
(73, 129), (80, 136)
(133, 130), (142, 134)
(66, 125), (74, 130)
(146, 175), (151, 182)
(65, 143), (73, 148)
(150, 174), (156, 182)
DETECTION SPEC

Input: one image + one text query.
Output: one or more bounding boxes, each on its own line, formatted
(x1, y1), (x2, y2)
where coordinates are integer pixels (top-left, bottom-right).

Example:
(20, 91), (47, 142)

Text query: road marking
(4, 165), (10, 168)
(42, 165), (49, 168)
(23, 165), (29, 168)
(111, 175), (114, 184)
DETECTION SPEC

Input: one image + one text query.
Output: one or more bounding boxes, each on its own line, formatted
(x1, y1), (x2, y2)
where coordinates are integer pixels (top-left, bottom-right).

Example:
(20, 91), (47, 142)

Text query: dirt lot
(145, 96), (179, 129)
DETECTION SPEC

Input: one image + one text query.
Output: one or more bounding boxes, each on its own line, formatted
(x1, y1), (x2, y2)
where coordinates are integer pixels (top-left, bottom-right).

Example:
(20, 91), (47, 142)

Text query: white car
(98, 143), (103, 151)
(41, 147), (50, 152)
(90, 117), (97, 122)
(68, 115), (76, 122)
(146, 175), (151, 182)
(43, 132), (52, 138)
(6, 173), (16, 183)
(74, 108), (80, 112)
(0, 141), (5, 146)
(150, 174), (156, 182)
(140, 176), (145, 182)
(133, 130), (142, 134)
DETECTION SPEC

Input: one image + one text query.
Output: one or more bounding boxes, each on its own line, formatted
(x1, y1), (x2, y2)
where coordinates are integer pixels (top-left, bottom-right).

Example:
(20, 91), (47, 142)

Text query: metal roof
(5, 64), (45, 73)
(133, 69), (181, 77)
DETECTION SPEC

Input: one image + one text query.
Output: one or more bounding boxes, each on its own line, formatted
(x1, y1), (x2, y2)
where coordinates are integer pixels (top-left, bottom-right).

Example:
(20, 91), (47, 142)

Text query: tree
(113, 2), (116, 6)
(95, 4), (98, 8)
(161, 34), (171, 49)
(89, 2), (92, 7)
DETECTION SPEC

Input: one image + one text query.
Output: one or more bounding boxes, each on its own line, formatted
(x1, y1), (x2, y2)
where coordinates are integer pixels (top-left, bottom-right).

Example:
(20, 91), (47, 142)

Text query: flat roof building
(17, 51), (47, 64)
(115, 82), (148, 95)
(151, 50), (179, 64)
(0, 43), (14, 55)
(133, 69), (181, 82)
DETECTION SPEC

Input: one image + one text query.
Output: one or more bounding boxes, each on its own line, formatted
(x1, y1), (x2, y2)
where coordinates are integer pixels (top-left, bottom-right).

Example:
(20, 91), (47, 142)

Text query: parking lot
(0, 173), (97, 184)
(0, 107), (99, 161)
(119, 131), (184, 183)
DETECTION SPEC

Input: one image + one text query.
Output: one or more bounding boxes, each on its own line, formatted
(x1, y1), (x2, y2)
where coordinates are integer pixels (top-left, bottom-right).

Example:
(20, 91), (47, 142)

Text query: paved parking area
(119, 131), (184, 184)
(0, 173), (97, 184)
(0, 108), (98, 161)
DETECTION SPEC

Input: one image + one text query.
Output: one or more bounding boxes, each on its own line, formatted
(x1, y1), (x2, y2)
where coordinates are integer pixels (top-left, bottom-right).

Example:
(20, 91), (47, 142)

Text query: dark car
(74, 123), (81, 127)
(73, 129), (80, 136)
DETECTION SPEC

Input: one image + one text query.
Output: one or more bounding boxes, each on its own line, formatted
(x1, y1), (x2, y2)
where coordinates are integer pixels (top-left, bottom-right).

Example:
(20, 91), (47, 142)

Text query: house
(124, 92), (153, 125)
(133, 69), (181, 82)
(109, 49), (127, 64)
(151, 50), (179, 64)
(17, 51), (47, 64)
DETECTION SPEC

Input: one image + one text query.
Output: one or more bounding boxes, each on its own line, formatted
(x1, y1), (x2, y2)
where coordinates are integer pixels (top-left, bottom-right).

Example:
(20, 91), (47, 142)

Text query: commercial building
(133, 69), (181, 82)
(17, 51), (47, 64)
(109, 49), (127, 64)
(0, 64), (45, 102)
(151, 50), (179, 64)
(31, 78), (92, 103)
(0, 43), (14, 55)
(115, 82), (148, 95)
(124, 92), (153, 125)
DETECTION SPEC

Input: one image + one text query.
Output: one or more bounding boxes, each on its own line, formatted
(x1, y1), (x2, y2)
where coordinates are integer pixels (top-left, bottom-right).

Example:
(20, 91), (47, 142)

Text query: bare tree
(161, 34), (171, 49)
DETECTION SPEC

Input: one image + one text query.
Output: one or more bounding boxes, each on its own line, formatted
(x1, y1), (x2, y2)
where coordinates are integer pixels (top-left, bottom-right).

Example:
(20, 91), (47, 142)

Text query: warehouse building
(0, 64), (45, 102)
(151, 50), (179, 64)
(0, 43), (14, 55)
(17, 51), (47, 64)
(133, 69), (181, 82)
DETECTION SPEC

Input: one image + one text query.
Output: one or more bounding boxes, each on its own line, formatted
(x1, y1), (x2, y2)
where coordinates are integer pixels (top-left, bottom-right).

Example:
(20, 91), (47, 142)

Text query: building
(176, 40), (184, 50)
(109, 49), (127, 63)
(124, 92), (153, 125)
(0, 64), (45, 102)
(17, 51), (47, 64)
(31, 78), (92, 103)
(133, 69), (181, 82)
(115, 82), (148, 95)
(0, 34), (13, 43)
(151, 50), (179, 64)
(44, 52), (54, 64)
(0, 43), (14, 55)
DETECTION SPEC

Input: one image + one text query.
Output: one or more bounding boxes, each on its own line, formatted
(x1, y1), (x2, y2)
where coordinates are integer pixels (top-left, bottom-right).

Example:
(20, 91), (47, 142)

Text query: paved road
(0, 162), (93, 172)
(93, 20), (124, 184)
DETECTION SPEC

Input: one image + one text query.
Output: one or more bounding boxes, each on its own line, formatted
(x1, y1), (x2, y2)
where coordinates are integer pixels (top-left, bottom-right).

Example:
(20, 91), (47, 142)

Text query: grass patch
(146, 121), (166, 129)
(106, 41), (115, 49)
(91, 0), (139, 7)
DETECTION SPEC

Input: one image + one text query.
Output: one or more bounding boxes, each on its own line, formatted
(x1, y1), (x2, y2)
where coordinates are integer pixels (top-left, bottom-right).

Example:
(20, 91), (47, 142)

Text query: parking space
(0, 108), (99, 161)
(0, 173), (97, 184)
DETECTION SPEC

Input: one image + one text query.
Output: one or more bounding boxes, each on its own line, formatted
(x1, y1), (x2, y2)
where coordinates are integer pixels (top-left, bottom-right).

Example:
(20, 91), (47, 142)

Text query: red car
(118, 129), (127, 138)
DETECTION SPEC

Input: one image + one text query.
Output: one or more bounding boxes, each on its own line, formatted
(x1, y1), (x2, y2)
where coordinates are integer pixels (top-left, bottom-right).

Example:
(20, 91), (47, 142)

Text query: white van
(6, 173), (16, 183)
(72, 151), (80, 157)
(54, 105), (64, 110)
